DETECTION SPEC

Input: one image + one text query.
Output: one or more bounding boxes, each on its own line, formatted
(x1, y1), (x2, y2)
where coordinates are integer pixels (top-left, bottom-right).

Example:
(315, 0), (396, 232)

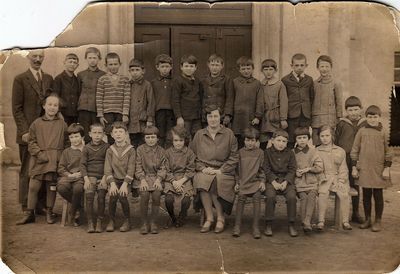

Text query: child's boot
(140, 199), (149, 235)
(87, 219), (95, 233)
(252, 199), (261, 239)
(106, 218), (115, 232)
(264, 222), (273, 237)
(120, 219), (131, 232)
(232, 198), (245, 237)
(46, 207), (56, 224)
(16, 210), (35, 225)
(288, 222), (298, 237)
(359, 217), (371, 229)
(95, 217), (103, 233)
(150, 205), (160, 234)
(371, 219), (382, 232)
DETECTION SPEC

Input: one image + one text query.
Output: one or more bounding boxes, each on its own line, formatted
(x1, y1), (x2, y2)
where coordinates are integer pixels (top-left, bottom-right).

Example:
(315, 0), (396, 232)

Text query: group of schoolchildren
(17, 46), (392, 239)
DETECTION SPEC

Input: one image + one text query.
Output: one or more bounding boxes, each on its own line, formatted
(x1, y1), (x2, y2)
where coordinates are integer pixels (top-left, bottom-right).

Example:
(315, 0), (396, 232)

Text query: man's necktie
(36, 71), (43, 92)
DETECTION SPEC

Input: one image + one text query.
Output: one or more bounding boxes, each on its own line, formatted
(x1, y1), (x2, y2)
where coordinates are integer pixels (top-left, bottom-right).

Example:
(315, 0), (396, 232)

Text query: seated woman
(190, 105), (239, 233)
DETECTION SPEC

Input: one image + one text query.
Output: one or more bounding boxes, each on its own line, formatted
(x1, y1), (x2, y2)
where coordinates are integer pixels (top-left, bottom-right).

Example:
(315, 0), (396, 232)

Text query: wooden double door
(134, 25), (252, 80)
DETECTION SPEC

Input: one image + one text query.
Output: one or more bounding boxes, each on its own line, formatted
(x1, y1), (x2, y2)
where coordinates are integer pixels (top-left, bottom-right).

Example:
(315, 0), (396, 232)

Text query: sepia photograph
(0, 1), (400, 273)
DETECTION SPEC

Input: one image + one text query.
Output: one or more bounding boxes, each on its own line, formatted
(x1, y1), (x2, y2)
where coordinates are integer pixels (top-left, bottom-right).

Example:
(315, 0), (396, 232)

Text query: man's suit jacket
(12, 69), (53, 144)
(281, 73), (314, 119)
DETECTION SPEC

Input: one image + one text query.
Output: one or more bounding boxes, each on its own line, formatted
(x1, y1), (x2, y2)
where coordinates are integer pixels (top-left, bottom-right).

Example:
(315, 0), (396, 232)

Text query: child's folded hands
(119, 183), (129, 197)
(109, 182), (119, 196)
(140, 179), (149, 191)
(154, 179), (163, 191)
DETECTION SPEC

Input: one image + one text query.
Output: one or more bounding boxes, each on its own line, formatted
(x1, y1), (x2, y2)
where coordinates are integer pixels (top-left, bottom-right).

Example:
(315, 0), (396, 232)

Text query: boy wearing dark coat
(263, 129), (298, 237)
(54, 53), (81, 125)
(335, 96), (367, 223)
(201, 54), (234, 126)
(231, 56), (261, 148)
(281, 53), (314, 148)
(127, 59), (155, 148)
(172, 55), (203, 139)
(151, 54), (175, 148)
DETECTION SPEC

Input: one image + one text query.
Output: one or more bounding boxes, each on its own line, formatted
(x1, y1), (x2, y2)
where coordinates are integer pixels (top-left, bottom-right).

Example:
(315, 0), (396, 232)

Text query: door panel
(216, 27), (252, 78)
(134, 26), (170, 80)
(171, 27), (216, 78)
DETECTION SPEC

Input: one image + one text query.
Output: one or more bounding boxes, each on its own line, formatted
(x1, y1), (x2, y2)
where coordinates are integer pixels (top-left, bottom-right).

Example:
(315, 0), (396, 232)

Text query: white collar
(29, 67), (42, 80)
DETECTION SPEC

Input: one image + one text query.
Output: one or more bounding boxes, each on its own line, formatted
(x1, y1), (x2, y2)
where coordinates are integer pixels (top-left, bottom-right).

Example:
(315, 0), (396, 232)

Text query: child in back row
(232, 127), (265, 239)
(311, 55), (343, 145)
(164, 126), (196, 228)
(54, 53), (80, 125)
(293, 127), (324, 232)
(80, 123), (109, 233)
(151, 54), (175, 148)
(202, 54), (234, 127)
(281, 53), (314, 148)
(17, 93), (68, 225)
(77, 47), (106, 143)
(255, 59), (288, 149)
(135, 126), (167, 234)
(232, 56), (261, 148)
(335, 96), (366, 223)
(172, 55), (203, 139)
(57, 123), (85, 227)
(104, 122), (136, 232)
(127, 58), (155, 148)
(351, 105), (392, 232)
(96, 52), (131, 144)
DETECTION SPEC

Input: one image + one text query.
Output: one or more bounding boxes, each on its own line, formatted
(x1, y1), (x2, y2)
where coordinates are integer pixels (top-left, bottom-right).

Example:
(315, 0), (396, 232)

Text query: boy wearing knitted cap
(255, 59), (288, 149)
(263, 129), (298, 237)
(54, 53), (81, 125)
(293, 127), (324, 232)
(127, 58), (155, 148)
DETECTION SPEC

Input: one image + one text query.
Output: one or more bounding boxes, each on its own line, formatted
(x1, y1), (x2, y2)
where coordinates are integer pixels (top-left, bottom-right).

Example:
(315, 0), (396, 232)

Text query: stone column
(252, 3), (283, 80)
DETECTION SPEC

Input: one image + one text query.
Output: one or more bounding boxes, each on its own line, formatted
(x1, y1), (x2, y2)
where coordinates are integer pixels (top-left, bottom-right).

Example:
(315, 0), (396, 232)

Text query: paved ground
(1, 156), (400, 274)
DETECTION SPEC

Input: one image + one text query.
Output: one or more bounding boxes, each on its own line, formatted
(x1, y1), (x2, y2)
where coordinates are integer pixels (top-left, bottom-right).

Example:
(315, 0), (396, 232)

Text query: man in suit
(12, 49), (54, 217)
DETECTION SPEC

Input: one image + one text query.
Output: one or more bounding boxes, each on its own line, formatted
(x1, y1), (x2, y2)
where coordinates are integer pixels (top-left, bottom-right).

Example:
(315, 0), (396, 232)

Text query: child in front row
(232, 56), (261, 148)
(104, 122), (136, 232)
(57, 123), (85, 227)
(80, 123), (110, 233)
(293, 127), (324, 232)
(172, 55), (203, 139)
(164, 126), (196, 227)
(351, 105), (392, 232)
(152, 54), (175, 148)
(127, 58), (155, 148)
(135, 126), (167, 234)
(335, 96), (367, 223)
(263, 130), (298, 237)
(255, 59), (288, 149)
(232, 127), (266, 239)
(17, 93), (68, 225)
(96, 52), (131, 144)
(316, 125), (352, 231)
